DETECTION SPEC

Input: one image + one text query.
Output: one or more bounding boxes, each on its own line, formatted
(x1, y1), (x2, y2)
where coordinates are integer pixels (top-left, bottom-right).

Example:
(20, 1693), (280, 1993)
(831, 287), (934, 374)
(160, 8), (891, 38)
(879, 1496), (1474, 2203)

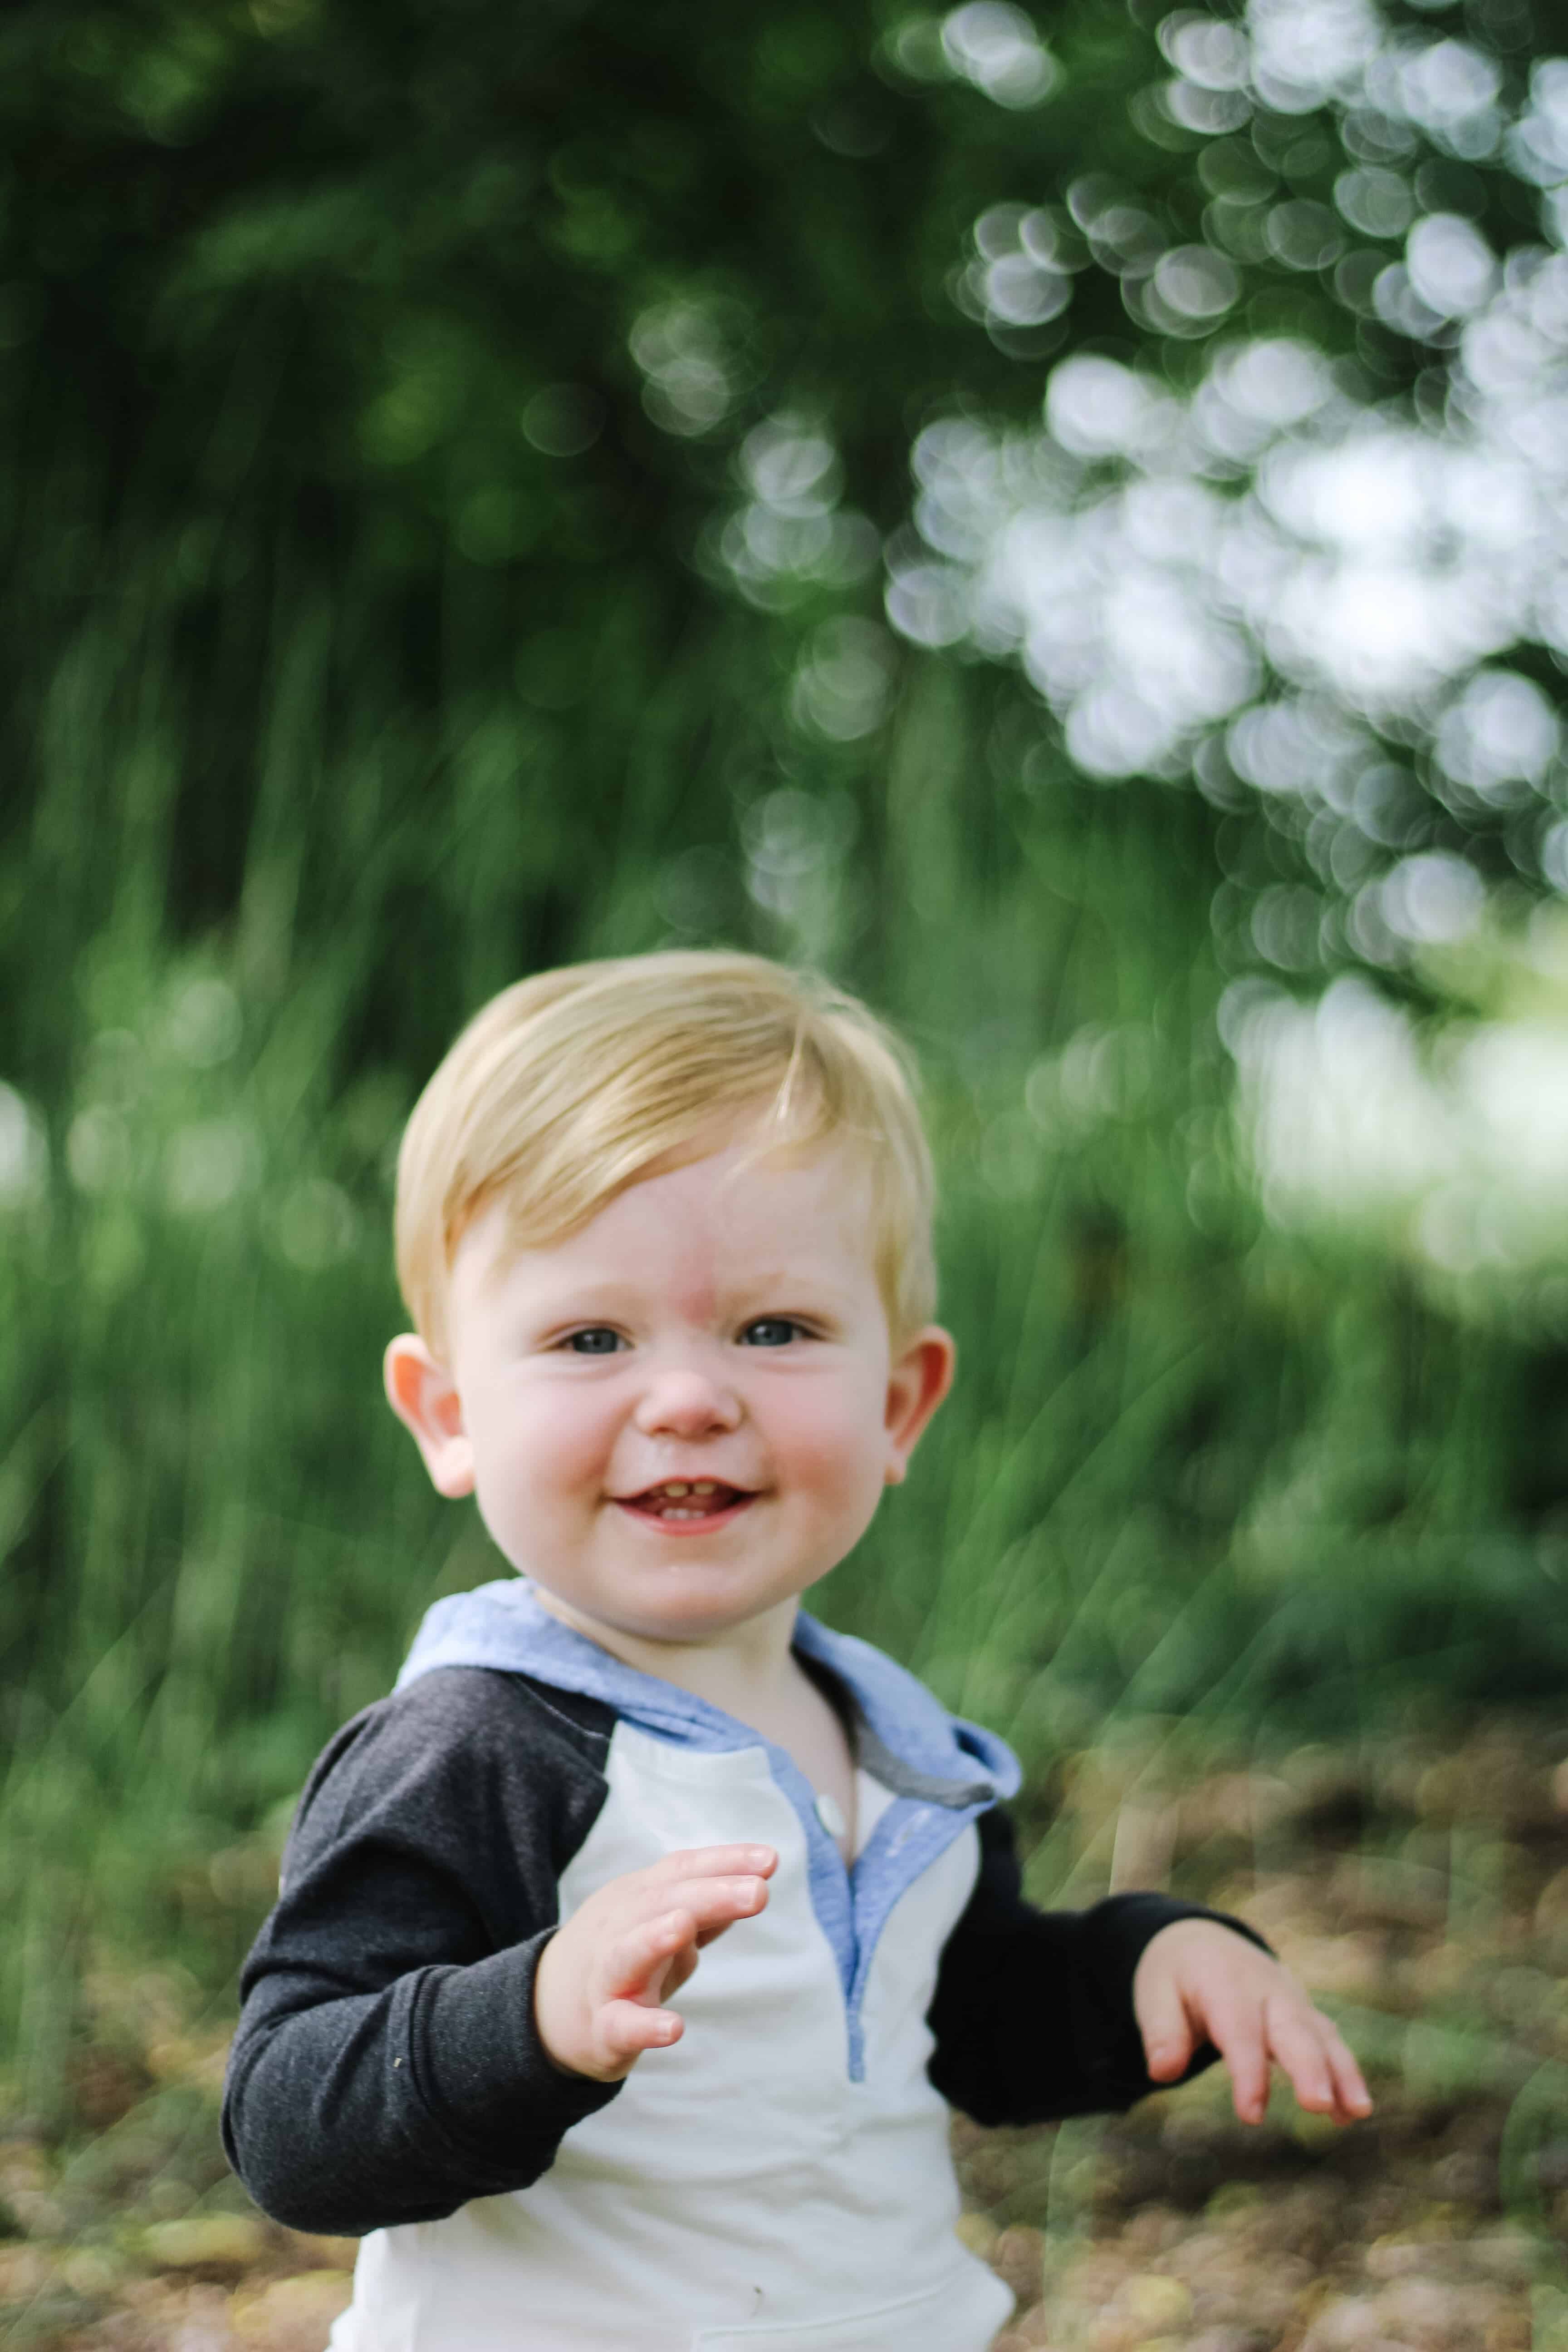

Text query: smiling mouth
(615, 1479), (757, 1525)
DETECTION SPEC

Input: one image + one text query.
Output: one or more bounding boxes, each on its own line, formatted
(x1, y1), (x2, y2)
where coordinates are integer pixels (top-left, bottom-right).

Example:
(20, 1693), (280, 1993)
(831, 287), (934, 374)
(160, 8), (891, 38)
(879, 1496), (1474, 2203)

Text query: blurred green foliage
(4, 0), (1568, 2103)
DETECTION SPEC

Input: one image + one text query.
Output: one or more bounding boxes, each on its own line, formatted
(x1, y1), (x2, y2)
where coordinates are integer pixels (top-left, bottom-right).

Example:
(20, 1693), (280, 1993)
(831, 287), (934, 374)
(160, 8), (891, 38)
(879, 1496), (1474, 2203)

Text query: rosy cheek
(470, 1379), (614, 1501)
(771, 1387), (879, 1496)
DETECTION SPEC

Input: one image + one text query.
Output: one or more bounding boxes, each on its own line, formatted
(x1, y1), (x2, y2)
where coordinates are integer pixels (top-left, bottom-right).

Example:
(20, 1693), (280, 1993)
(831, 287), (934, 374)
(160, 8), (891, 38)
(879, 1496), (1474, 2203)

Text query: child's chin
(612, 1572), (799, 1642)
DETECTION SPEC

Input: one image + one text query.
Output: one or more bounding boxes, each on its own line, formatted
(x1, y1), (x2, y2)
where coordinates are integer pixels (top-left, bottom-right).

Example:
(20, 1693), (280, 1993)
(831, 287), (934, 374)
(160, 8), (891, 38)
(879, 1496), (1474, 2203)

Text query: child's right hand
(533, 1844), (777, 2081)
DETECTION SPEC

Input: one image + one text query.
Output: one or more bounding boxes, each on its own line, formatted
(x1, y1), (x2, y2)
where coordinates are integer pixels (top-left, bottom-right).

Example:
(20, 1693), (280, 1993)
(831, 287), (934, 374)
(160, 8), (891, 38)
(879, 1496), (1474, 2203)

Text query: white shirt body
(331, 1724), (1013, 2352)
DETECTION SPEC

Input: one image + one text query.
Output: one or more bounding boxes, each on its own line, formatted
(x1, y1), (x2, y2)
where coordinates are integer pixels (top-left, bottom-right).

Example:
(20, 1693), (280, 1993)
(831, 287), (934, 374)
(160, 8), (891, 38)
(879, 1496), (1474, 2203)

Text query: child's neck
(530, 1585), (860, 1861)
(531, 1586), (802, 1725)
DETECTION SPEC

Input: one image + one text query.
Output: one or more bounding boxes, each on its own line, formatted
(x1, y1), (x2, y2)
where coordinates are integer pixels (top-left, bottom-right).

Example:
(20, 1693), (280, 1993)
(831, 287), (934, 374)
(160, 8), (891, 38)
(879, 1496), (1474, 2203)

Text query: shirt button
(814, 1793), (847, 1840)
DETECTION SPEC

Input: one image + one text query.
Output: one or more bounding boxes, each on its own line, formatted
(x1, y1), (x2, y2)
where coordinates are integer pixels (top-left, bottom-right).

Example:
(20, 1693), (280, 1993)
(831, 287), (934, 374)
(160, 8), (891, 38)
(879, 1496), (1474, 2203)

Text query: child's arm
(222, 1670), (770, 2236)
(927, 1806), (1368, 2127)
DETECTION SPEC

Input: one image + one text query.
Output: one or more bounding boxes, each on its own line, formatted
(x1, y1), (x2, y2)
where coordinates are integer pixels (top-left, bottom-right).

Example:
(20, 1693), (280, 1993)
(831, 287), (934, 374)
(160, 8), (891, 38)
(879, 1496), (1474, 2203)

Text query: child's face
(387, 1138), (953, 1649)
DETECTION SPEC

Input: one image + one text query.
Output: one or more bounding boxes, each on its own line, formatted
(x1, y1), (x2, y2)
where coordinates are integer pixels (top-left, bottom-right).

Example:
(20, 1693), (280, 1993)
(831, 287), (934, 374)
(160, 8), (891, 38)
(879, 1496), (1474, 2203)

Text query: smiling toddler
(223, 951), (1369, 2352)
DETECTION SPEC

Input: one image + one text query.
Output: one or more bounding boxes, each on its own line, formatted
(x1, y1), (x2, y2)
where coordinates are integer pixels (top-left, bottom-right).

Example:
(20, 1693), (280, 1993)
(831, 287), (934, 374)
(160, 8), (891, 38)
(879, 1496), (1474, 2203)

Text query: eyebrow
(496, 1269), (857, 1322)
(507, 1281), (638, 1313)
(732, 1268), (848, 1294)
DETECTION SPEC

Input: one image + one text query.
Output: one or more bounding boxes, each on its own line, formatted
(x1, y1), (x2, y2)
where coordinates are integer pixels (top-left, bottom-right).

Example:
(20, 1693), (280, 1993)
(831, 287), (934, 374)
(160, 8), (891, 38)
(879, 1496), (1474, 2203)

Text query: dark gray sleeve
(927, 1804), (1273, 2126)
(222, 1669), (622, 2235)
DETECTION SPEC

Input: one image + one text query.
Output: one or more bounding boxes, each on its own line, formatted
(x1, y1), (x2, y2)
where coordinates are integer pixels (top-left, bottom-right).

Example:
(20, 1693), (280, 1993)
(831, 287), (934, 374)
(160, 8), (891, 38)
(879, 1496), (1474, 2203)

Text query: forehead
(453, 1138), (879, 1304)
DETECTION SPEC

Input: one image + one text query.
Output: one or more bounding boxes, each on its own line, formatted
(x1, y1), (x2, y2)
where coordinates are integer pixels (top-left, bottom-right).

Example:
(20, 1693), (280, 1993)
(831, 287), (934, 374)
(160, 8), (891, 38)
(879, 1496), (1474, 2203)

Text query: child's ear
(384, 1335), (476, 1498)
(883, 1326), (956, 1486)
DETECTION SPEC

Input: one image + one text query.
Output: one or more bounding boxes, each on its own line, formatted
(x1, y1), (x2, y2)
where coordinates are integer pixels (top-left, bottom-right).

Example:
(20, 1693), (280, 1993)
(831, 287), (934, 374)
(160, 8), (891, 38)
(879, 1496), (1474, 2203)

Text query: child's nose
(633, 1367), (743, 1438)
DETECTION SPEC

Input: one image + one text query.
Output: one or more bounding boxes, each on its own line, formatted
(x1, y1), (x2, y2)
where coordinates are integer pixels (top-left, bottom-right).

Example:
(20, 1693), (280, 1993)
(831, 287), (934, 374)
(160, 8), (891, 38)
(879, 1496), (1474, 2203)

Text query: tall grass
(3, 517), (1562, 2117)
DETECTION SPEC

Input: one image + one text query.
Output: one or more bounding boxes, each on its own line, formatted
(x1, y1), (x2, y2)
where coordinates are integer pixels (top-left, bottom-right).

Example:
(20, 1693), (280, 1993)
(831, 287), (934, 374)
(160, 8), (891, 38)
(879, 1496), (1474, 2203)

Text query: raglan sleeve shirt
(222, 1667), (1267, 2238)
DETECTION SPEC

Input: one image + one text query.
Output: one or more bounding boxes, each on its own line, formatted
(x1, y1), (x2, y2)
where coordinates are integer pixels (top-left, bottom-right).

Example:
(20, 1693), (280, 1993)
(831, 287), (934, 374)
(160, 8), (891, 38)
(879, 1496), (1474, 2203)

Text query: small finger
(599, 1998), (683, 2067)
(646, 1846), (777, 1884)
(1324, 2030), (1374, 2121)
(662, 1943), (700, 1999)
(1264, 1998), (1337, 2114)
(625, 1872), (770, 1941)
(608, 1908), (697, 2001)
(1208, 2003), (1270, 2125)
(692, 1877), (771, 1946)
(1133, 1966), (1195, 2083)
(656, 1875), (770, 1945)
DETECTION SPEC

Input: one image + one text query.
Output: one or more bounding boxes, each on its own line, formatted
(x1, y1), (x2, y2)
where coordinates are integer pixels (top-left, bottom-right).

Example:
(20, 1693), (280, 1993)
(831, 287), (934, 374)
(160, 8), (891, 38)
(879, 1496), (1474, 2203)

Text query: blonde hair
(394, 950), (937, 1360)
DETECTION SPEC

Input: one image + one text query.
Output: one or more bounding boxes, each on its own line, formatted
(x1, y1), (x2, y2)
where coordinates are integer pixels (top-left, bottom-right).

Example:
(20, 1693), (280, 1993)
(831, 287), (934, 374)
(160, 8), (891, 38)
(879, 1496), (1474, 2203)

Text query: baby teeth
(630, 1478), (740, 1517)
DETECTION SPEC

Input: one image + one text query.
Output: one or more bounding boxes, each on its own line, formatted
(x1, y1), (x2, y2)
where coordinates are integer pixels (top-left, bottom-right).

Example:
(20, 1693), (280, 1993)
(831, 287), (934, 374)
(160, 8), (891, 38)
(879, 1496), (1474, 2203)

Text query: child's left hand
(1132, 1919), (1373, 2125)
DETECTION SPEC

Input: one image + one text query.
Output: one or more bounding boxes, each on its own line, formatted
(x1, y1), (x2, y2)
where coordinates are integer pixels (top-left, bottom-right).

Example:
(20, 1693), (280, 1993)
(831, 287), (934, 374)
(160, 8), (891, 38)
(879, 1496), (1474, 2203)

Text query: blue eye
(564, 1327), (624, 1355)
(740, 1318), (802, 1348)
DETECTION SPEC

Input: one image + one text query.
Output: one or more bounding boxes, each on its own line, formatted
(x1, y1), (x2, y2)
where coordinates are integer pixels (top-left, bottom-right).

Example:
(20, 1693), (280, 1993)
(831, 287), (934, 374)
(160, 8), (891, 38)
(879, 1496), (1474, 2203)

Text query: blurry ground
(3, 1722), (1568, 2351)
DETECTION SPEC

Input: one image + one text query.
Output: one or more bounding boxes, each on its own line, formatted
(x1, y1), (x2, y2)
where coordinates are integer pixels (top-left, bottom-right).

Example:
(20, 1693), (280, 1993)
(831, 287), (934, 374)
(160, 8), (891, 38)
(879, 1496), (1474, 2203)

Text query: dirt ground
(4, 1719), (1568, 2350)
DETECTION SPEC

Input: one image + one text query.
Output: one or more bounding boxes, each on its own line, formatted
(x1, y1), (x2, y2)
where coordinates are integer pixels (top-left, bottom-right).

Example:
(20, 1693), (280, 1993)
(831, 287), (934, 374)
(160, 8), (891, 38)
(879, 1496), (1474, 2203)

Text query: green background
(4, 0), (1567, 2106)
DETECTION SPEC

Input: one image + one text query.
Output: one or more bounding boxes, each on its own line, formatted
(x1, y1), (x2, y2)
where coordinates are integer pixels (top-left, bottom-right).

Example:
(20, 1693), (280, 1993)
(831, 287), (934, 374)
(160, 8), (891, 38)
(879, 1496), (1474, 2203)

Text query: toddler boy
(223, 950), (1369, 2352)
